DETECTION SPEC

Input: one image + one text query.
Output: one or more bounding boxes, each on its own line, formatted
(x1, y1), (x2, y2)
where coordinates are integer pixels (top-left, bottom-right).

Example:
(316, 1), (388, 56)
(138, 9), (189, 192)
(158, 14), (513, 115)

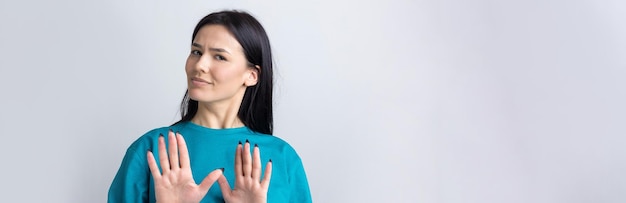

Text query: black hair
(173, 10), (274, 135)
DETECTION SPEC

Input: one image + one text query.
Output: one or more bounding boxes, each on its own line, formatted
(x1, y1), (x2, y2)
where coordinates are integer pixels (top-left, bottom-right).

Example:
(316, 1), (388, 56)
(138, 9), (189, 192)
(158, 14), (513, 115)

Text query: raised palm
(217, 141), (273, 203)
(147, 131), (223, 203)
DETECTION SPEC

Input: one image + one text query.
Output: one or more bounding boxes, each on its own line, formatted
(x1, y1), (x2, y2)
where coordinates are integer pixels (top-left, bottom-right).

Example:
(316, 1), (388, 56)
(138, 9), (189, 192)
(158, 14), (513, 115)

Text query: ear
(244, 65), (260, 86)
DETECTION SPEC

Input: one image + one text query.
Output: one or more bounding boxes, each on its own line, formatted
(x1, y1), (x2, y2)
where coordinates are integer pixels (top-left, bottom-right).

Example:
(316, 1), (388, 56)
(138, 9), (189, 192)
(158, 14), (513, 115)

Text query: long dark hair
(173, 10), (274, 135)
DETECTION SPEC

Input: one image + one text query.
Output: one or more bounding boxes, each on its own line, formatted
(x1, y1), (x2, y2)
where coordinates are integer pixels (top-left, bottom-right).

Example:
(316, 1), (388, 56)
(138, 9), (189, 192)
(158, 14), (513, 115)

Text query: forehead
(193, 25), (243, 51)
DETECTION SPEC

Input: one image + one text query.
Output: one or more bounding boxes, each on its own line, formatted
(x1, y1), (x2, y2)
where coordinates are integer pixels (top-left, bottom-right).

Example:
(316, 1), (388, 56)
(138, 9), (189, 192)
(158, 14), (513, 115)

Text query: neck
(191, 93), (245, 129)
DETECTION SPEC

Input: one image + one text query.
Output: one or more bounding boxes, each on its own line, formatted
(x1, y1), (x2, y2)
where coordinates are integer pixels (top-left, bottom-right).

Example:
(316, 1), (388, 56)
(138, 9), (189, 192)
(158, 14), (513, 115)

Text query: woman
(108, 10), (312, 203)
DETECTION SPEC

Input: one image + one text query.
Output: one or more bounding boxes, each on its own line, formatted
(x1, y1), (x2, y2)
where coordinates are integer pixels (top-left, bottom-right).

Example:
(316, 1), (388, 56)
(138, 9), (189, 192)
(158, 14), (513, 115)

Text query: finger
(177, 133), (190, 168)
(252, 144), (261, 180)
(217, 174), (232, 199)
(198, 168), (224, 193)
(242, 140), (252, 177)
(168, 130), (180, 169)
(157, 134), (170, 173)
(261, 159), (273, 188)
(147, 150), (162, 180)
(235, 141), (242, 177)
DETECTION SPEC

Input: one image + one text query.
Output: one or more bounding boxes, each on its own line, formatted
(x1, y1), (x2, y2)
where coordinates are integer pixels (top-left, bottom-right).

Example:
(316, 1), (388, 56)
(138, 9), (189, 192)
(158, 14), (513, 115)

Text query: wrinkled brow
(192, 42), (231, 54)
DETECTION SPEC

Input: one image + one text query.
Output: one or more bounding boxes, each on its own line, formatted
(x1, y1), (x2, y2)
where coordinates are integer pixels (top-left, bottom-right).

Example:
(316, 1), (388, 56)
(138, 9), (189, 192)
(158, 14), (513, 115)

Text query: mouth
(190, 77), (212, 85)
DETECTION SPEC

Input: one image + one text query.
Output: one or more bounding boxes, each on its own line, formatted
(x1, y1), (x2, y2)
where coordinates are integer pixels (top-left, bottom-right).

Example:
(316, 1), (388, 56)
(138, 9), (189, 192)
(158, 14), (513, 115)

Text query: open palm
(217, 140), (273, 203)
(147, 131), (223, 203)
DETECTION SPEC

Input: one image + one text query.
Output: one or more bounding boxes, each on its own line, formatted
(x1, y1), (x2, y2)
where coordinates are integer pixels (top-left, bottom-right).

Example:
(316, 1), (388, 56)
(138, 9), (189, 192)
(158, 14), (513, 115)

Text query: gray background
(1, 0), (625, 202)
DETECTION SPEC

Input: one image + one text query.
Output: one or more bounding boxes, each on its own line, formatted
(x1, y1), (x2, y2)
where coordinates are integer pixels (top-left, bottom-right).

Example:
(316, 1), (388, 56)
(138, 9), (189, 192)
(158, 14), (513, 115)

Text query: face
(185, 25), (258, 105)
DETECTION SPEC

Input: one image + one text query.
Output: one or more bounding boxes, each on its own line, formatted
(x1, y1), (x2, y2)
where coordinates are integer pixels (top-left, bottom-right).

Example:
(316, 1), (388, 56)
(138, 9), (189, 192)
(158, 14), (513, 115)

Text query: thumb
(199, 168), (224, 192)
(217, 174), (233, 199)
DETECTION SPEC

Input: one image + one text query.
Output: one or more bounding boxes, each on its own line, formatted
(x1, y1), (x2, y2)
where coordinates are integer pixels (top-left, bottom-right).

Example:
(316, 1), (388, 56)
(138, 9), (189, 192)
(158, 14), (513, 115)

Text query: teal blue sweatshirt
(108, 121), (312, 203)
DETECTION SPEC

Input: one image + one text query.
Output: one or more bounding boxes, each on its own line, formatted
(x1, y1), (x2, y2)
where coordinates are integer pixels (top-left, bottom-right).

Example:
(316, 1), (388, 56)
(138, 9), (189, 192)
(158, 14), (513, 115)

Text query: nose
(194, 54), (211, 73)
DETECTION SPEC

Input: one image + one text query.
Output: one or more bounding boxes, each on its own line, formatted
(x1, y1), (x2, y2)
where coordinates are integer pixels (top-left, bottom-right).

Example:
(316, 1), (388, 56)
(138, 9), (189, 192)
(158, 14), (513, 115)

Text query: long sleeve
(107, 124), (312, 203)
(108, 147), (151, 203)
(263, 142), (313, 203)
(287, 149), (312, 203)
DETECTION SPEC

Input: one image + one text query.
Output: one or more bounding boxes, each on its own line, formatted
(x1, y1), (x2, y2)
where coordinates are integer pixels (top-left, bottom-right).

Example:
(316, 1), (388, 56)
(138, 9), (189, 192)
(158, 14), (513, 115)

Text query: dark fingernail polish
(148, 149), (152, 153)
(159, 133), (164, 137)
(245, 139), (249, 143)
(269, 159), (272, 163)
(219, 168), (225, 172)
(238, 140), (242, 145)
(169, 128), (173, 133)
(254, 143), (258, 148)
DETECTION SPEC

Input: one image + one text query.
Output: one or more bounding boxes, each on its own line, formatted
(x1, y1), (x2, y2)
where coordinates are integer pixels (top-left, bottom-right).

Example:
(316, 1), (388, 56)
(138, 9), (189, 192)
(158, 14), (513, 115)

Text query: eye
(191, 50), (202, 56)
(214, 55), (227, 61)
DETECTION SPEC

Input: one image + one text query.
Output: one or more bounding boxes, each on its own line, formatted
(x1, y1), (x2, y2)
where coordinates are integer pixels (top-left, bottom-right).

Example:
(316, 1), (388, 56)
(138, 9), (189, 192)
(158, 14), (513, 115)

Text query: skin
(186, 25), (260, 129)
(146, 25), (272, 203)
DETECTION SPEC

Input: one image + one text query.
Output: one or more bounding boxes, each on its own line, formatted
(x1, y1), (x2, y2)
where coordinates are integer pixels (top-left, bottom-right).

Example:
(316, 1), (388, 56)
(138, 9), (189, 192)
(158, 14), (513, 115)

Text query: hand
(217, 140), (273, 203)
(147, 131), (223, 203)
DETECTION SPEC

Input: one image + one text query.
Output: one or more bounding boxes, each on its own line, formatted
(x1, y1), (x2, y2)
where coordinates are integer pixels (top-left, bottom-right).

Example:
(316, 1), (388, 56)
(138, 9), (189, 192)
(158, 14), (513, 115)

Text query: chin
(188, 88), (207, 101)
(188, 90), (223, 103)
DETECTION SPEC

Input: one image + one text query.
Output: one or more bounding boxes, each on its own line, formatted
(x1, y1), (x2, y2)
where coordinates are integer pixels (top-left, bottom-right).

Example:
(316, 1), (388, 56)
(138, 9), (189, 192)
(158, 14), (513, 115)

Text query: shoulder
(254, 132), (304, 161)
(253, 131), (295, 148)
(126, 126), (171, 153)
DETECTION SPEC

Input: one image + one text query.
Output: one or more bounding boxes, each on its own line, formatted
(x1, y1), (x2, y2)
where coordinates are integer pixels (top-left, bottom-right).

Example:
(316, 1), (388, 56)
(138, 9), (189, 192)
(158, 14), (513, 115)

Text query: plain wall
(1, 0), (625, 202)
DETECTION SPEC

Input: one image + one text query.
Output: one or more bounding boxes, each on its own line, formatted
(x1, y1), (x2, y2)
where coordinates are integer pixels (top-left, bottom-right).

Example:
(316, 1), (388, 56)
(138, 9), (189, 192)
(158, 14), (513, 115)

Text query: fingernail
(169, 129), (173, 133)
(245, 139), (249, 143)
(238, 140), (242, 145)
(159, 133), (163, 137)
(219, 168), (225, 172)
(176, 131), (180, 135)
(147, 149), (152, 153)
(254, 143), (258, 148)
(269, 159), (272, 163)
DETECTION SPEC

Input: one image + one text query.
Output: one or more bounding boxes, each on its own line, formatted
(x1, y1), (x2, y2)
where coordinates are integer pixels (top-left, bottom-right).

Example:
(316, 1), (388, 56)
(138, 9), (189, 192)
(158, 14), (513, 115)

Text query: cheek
(184, 58), (194, 75)
(213, 68), (244, 83)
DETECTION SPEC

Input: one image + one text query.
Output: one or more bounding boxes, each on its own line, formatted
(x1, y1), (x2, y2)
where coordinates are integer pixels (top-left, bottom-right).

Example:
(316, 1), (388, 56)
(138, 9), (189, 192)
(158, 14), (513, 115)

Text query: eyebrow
(192, 42), (231, 54)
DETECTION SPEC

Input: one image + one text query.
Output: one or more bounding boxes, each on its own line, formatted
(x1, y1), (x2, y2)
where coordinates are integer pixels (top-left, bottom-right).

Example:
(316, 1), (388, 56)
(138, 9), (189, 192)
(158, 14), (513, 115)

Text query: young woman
(108, 10), (312, 203)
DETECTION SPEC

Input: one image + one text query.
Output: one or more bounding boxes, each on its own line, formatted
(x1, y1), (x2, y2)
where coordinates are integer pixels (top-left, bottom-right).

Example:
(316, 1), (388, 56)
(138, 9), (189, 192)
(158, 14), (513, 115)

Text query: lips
(192, 77), (211, 83)
(191, 77), (212, 86)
